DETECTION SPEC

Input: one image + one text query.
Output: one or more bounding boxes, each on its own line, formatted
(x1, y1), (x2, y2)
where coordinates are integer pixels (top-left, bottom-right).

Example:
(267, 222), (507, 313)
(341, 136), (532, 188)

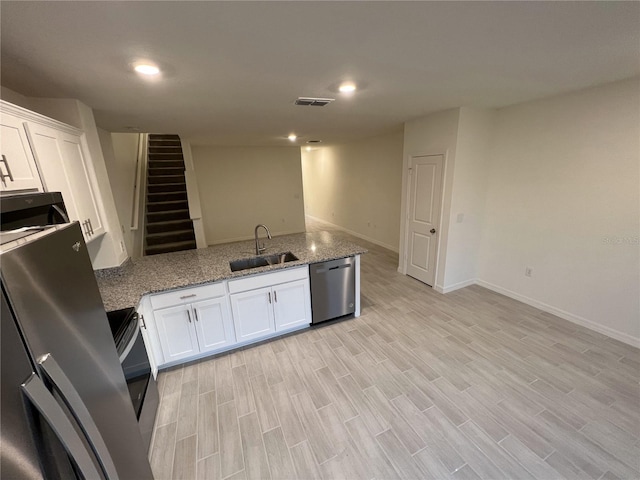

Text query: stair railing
(131, 133), (149, 257)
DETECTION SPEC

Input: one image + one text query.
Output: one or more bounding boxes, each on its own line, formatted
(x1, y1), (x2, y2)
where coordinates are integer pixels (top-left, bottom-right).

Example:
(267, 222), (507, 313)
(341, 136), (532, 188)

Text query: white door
(0, 114), (43, 192)
(193, 297), (236, 353)
(273, 279), (311, 331)
(154, 305), (199, 362)
(230, 287), (275, 342)
(406, 155), (443, 286)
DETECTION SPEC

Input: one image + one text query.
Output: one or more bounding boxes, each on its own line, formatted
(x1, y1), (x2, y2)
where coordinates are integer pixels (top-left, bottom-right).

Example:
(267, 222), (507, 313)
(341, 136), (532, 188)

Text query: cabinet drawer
(228, 266), (309, 294)
(150, 282), (226, 310)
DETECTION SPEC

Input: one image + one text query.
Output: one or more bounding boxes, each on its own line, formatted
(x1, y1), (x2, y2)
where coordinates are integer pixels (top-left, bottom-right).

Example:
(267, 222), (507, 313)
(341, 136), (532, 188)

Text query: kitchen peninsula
(96, 231), (366, 372)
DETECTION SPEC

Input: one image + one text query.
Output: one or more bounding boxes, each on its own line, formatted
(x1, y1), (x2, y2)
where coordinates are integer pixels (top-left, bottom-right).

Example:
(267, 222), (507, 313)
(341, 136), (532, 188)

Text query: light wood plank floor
(149, 219), (640, 479)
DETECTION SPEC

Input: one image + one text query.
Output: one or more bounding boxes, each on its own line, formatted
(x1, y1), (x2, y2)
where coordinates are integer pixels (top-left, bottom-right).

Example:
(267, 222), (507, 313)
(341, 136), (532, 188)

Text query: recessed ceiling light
(338, 82), (357, 93)
(288, 134), (297, 141)
(134, 64), (160, 76)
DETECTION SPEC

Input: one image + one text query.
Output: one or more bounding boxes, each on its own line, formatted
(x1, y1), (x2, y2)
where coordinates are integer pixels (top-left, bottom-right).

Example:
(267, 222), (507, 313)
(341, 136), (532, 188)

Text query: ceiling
(2, 1), (639, 146)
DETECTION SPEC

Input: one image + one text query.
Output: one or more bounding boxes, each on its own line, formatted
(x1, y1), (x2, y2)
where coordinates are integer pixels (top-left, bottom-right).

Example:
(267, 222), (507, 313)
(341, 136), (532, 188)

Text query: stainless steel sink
(230, 252), (298, 272)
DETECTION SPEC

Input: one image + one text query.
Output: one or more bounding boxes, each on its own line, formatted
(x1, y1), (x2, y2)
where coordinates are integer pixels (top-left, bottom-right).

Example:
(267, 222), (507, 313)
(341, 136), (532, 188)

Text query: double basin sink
(230, 251), (298, 272)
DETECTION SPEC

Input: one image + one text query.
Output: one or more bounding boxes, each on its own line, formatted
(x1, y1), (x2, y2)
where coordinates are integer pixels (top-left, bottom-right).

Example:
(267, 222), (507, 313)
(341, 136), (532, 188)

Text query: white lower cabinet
(151, 284), (235, 365)
(230, 286), (276, 342)
(155, 304), (200, 363)
(143, 267), (311, 369)
(193, 297), (236, 352)
(229, 267), (311, 342)
(272, 279), (310, 331)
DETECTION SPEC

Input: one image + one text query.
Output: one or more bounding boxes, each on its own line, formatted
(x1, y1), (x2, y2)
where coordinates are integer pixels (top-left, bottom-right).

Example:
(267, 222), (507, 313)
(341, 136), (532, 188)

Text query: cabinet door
(57, 132), (104, 237)
(24, 122), (81, 221)
(193, 297), (236, 353)
(273, 279), (311, 331)
(154, 305), (199, 363)
(230, 287), (275, 343)
(0, 113), (43, 192)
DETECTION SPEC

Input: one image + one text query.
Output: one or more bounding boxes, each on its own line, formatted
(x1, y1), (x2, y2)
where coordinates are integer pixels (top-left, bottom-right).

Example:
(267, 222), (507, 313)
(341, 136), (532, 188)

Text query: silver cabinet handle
(194, 309), (199, 322)
(140, 314), (146, 329)
(88, 218), (94, 235)
(180, 294), (197, 300)
(274, 291), (278, 303)
(0, 155), (15, 183)
(268, 291), (271, 304)
(38, 354), (120, 480)
(21, 373), (103, 480)
(187, 310), (192, 323)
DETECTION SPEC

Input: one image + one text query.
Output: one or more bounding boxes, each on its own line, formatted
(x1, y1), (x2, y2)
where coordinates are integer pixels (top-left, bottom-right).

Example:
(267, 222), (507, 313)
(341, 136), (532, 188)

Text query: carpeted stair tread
(145, 240), (196, 255)
(146, 219), (193, 234)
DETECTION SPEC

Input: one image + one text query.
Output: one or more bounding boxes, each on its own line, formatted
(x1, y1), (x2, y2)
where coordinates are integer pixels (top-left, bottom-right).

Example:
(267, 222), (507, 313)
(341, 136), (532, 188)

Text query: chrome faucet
(254, 224), (272, 255)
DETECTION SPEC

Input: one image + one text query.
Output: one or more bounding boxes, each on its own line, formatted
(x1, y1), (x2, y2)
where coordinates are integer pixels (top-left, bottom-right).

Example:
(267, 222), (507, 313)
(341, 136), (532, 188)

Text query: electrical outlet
(120, 241), (126, 253)
(525, 267), (533, 277)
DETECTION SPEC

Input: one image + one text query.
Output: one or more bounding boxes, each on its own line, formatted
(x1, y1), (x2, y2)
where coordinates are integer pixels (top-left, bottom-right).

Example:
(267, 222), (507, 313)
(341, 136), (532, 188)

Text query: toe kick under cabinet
(139, 266), (311, 371)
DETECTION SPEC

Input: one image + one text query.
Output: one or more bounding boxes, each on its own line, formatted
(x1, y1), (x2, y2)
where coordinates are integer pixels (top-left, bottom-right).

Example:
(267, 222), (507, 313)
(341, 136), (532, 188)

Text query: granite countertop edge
(95, 231), (367, 312)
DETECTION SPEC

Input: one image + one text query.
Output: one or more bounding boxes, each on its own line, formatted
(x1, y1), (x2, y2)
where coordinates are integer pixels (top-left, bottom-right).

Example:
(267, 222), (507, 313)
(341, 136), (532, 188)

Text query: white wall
(1, 85), (31, 107)
(99, 131), (139, 257)
(478, 78), (640, 345)
(400, 108), (460, 289)
(191, 146), (306, 245)
(442, 108), (495, 290)
(301, 130), (404, 251)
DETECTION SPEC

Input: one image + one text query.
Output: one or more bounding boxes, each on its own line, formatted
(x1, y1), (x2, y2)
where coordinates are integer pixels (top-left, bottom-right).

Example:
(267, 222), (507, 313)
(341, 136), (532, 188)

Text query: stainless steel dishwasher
(309, 256), (356, 324)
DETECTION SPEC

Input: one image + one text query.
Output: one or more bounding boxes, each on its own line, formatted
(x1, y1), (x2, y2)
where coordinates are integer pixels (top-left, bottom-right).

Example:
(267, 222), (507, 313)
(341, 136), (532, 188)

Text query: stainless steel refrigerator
(1, 222), (154, 479)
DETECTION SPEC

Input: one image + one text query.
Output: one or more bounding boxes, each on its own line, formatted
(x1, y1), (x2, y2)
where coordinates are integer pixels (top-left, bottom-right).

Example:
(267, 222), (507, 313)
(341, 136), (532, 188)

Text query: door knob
(430, 228), (436, 234)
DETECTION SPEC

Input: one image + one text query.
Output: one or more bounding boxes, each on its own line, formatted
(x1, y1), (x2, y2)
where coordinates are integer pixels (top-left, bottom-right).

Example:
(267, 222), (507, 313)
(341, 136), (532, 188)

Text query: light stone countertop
(95, 231), (367, 312)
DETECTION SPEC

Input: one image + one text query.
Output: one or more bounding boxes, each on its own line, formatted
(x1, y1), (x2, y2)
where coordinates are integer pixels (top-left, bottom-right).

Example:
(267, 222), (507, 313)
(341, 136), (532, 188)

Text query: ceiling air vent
(295, 97), (335, 107)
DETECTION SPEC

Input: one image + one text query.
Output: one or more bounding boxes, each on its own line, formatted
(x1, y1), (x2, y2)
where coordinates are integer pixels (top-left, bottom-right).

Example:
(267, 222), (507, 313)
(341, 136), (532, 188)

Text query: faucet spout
(254, 224), (272, 255)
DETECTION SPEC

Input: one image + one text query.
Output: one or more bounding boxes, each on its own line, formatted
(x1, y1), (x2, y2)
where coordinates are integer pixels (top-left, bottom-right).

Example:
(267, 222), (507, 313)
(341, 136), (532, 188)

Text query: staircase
(144, 134), (197, 256)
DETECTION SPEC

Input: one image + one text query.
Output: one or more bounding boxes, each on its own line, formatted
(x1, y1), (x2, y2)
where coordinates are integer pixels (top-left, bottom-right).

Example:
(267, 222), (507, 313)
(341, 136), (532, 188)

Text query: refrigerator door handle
(21, 373), (104, 480)
(38, 353), (120, 480)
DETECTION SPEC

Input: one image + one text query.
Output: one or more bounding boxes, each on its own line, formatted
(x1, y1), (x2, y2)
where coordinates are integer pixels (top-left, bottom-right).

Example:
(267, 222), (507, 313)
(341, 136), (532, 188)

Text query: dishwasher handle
(311, 258), (354, 274)
(328, 264), (351, 271)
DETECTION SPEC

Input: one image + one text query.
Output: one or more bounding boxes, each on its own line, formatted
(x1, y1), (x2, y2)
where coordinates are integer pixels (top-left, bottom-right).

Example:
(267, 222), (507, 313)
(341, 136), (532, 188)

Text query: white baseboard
(435, 279), (476, 294)
(475, 279), (640, 349)
(306, 215), (399, 253)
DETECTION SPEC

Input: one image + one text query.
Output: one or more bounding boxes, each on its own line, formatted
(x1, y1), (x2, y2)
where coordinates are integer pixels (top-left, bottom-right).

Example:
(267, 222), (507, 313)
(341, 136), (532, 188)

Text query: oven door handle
(118, 318), (140, 364)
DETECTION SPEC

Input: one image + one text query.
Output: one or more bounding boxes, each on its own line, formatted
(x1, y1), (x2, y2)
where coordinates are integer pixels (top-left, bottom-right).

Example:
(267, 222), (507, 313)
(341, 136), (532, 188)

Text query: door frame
(399, 152), (449, 290)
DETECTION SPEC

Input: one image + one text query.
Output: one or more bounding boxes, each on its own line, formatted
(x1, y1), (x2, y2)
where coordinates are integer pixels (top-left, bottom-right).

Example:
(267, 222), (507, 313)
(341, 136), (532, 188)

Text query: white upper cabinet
(0, 112), (44, 193)
(56, 131), (104, 238)
(2, 101), (106, 242)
